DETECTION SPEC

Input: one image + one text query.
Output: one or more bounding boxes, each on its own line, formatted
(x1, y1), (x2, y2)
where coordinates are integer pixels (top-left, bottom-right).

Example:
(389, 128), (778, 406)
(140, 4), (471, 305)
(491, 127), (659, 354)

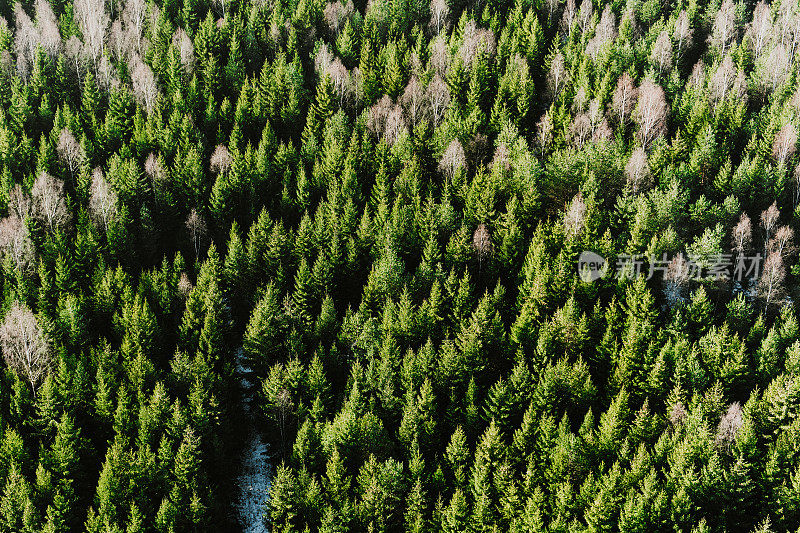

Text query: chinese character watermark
(577, 251), (763, 283)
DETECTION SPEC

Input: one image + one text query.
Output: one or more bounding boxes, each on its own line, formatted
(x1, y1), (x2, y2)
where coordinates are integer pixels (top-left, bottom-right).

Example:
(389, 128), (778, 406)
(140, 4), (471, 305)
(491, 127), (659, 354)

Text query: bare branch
(625, 148), (651, 193)
(732, 212), (752, 255)
(635, 80), (668, 149)
(186, 209), (207, 259)
(0, 302), (51, 395)
(564, 192), (587, 238)
(430, 0), (449, 35)
(709, 0), (737, 57)
(759, 251), (786, 307)
(773, 123), (798, 166)
(674, 10), (693, 55)
(0, 215), (35, 274)
(89, 168), (118, 231)
(426, 74), (450, 125)
(31, 171), (68, 233)
(210, 145), (233, 174)
(650, 30), (673, 75)
(612, 73), (638, 127)
(760, 202), (780, 248)
(130, 53), (159, 114)
(438, 139), (466, 179)
(715, 402), (743, 451)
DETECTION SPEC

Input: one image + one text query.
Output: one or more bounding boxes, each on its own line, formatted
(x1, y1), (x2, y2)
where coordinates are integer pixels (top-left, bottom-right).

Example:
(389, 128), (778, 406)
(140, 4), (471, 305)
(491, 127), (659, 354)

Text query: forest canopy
(0, 0), (799, 530)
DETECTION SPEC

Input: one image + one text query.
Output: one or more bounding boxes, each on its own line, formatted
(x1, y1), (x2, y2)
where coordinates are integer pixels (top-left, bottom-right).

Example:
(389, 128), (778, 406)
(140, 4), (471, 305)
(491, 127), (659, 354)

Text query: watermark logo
(577, 251), (763, 283)
(578, 251), (608, 282)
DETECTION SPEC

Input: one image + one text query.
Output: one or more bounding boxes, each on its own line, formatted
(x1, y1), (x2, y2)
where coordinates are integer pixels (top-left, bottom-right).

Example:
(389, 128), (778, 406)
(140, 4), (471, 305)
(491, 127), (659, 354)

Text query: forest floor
(233, 348), (272, 532)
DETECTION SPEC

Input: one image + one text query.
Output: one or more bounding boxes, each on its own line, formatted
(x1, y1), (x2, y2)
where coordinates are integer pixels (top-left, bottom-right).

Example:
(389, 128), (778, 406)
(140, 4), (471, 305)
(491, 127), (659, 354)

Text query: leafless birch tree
(625, 148), (651, 193)
(0, 302), (52, 396)
(57, 129), (84, 179)
(89, 168), (118, 231)
(612, 73), (638, 127)
(31, 172), (69, 233)
(635, 80), (668, 149)
(774, 123), (798, 166)
(0, 215), (35, 274)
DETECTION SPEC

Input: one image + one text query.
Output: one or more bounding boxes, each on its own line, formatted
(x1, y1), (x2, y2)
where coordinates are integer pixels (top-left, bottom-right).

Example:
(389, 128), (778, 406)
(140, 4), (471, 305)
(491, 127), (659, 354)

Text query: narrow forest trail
(234, 348), (271, 532)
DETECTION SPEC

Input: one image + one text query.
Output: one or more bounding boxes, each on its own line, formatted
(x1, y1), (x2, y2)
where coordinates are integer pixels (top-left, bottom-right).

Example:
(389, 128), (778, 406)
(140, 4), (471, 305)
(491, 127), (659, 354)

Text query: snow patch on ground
(234, 350), (271, 533)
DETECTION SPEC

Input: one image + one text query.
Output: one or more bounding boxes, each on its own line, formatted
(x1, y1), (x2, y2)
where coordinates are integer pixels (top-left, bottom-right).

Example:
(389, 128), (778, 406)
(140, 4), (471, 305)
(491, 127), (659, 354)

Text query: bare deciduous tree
(773, 123), (798, 166)
(547, 53), (569, 101)
(651, 30), (673, 75)
(587, 6), (616, 58)
(178, 271), (194, 298)
(210, 145), (233, 174)
(570, 113), (592, 148)
(275, 387), (294, 456)
(7, 184), (31, 221)
(131, 54), (159, 114)
(536, 112), (554, 156)
(593, 118), (613, 143)
(572, 86), (588, 113)
(635, 80), (668, 149)
(761, 202), (780, 252)
(709, 0), (736, 57)
(384, 104), (406, 146)
(459, 21), (495, 66)
(625, 148), (651, 193)
(710, 55), (735, 105)
(144, 152), (166, 183)
(186, 209), (207, 259)
(173, 28), (195, 73)
(400, 76), (427, 125)
(761, 44), (791, 92)
(564, 192), (587, 238)
(669, 401), (688, 426)
(35, 0), (61, 58)
(587, 98), (602, 127)
(664, 254), (691, 306)
(473, 223), (493, 268)
(323, 1), (353, 35)
(732, 212), (752, 256)
(0, 302), (51, 396)
(561, 0), (576, 32)
(577, 0), (592, 35)
(57, 129), (84, 179)
(748, 2), (773, 60)
(777, 0), (800, 59)
(65, 35), (89, 85)
(13, 2), (36, 78)
(89, 168), (118, 231)
(367, 95), (393, 137)
(0, 215), (35, 274)
(326, 57), (352, 107)
(31, 172), (68, 233)
(430, 36), (450, 76)
(314, 42), (334, 75)
(122, 0), (147, 50)
(794, 164), (800, 209)
(674, 10), (693, 55)
(430, 0), (449, 35)
(74, 0), (109, 70)
(492, 143), (511, 174)
(438, 139), (466, 179)
(612, 73), (638, 127)
(715, 402), (743, 451)
(769, 225), (795, 258)
(544, 0), (559, 23)
(760, 251), (786, 307)
(427, 74), (450, 125)
(689, 60), (705, 89)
